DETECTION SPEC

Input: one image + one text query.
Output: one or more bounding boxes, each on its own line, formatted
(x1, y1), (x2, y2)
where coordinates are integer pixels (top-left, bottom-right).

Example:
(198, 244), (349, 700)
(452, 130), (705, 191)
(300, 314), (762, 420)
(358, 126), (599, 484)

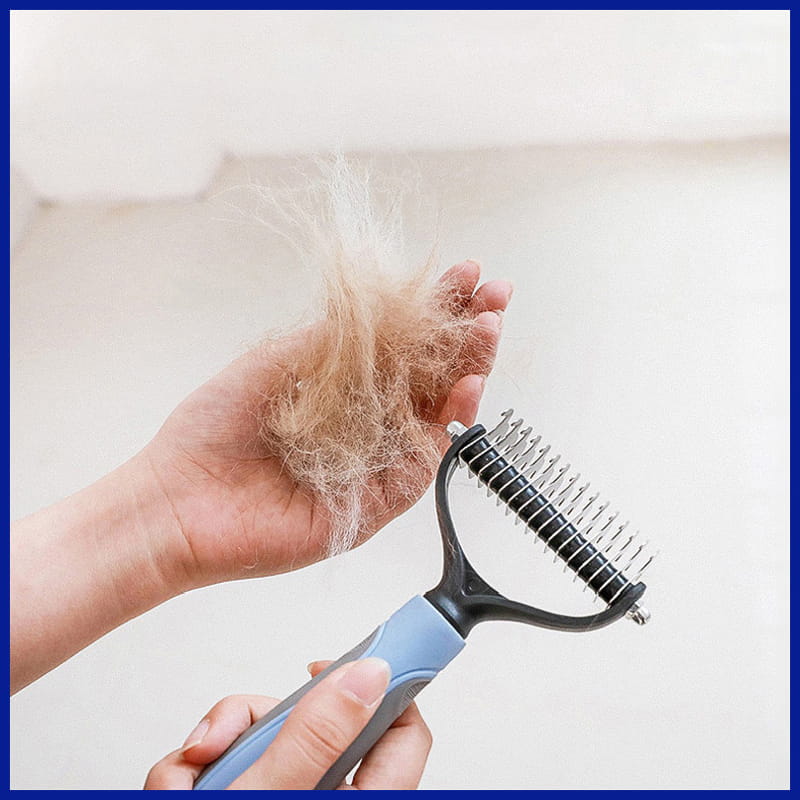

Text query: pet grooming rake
(195, 410), (655, 789)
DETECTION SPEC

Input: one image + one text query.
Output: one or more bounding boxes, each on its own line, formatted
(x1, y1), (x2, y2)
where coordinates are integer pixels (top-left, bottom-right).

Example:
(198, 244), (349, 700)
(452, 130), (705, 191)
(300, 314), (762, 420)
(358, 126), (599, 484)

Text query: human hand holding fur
(144, 260), (511, 585)
(10, 261), (511, 693)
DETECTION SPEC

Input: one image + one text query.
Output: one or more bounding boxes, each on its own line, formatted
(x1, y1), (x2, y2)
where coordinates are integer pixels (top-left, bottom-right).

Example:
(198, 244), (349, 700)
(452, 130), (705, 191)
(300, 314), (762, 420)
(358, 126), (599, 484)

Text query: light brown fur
(252, 160), (475, 552)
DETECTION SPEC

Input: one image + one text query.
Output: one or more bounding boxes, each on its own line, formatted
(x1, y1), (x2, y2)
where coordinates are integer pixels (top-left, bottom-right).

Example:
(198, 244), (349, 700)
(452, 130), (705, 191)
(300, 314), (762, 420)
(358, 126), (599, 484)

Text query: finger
(351, 701), (433, 790)
(230, 658), (391, 790)
(145, 748), (205, 790)
(435, 374), (486, 433)
(463, 309), (503, 377)
(307, 660), (335, 677)
(470, 279), (514, 314)
(429, 309), (501, 424)
(181, 695), (281, 765)
(437, 260), (481, 311)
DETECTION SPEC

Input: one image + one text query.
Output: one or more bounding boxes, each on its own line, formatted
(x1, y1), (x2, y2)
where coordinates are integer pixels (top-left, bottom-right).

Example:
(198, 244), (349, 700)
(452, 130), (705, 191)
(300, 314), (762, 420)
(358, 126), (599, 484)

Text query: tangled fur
(254, 160), (475, 553)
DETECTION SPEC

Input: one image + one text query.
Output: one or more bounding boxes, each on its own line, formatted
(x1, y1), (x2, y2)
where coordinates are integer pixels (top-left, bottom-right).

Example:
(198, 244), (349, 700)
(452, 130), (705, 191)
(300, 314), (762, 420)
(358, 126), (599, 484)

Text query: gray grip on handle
(194, 595), (465, 790)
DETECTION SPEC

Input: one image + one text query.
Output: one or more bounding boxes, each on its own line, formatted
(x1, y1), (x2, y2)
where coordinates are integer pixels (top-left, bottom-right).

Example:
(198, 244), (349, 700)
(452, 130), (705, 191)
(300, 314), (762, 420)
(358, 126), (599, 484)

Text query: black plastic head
(423, 424), (646, 637)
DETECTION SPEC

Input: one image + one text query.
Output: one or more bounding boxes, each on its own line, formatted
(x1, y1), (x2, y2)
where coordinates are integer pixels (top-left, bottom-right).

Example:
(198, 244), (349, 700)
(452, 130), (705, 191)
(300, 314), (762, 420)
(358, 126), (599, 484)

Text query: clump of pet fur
(255, 160), (475, 553)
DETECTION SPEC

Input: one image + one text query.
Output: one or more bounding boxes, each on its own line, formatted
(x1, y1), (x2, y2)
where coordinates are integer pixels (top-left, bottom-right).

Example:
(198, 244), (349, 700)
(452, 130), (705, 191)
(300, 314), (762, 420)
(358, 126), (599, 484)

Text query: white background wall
(10, 9), (789, 202)
(10, 11), (789, 790)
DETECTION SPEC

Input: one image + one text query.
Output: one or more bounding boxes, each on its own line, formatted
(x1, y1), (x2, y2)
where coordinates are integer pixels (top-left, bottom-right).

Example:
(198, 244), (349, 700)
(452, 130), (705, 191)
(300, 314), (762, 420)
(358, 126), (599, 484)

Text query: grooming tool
(194, 410), (655, 789)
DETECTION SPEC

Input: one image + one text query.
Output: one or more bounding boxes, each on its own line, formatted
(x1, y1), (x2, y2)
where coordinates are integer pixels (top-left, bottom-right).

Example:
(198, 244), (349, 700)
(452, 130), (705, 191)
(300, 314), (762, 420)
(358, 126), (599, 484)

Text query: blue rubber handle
(193, 595), (466, 790)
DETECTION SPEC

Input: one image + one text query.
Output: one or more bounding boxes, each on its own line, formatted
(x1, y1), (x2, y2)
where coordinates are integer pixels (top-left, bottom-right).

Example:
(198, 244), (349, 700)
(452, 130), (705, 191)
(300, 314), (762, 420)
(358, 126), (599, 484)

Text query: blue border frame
(5, 7), (792, 793)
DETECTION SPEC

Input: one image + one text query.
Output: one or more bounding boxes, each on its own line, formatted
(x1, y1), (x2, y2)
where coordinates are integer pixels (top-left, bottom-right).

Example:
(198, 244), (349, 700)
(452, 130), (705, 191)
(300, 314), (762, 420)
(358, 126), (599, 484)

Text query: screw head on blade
(447, 420), (468, 440)
(626, 603), (651, 625)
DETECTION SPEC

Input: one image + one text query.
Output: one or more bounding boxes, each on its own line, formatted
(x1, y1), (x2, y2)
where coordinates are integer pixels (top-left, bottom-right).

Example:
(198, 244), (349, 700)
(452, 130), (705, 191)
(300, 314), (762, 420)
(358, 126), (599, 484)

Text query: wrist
(10, 452), (193, 692)
(115, 450), (201, 596)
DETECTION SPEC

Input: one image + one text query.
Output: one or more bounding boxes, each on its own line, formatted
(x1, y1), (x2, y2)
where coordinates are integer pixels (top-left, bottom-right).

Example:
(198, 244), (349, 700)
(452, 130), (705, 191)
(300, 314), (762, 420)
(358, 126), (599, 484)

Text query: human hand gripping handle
(193, 596), (465, 790)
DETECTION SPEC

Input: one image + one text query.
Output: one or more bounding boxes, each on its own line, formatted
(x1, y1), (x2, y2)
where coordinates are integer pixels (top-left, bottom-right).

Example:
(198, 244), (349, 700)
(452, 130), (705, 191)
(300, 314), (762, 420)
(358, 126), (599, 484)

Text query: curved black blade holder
(424, 424), (648, 638)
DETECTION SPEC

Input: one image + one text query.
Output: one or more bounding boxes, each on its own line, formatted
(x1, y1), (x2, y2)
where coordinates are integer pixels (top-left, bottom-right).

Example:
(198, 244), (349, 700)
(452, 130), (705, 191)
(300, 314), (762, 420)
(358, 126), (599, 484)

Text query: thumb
(229, 658), (391, 789)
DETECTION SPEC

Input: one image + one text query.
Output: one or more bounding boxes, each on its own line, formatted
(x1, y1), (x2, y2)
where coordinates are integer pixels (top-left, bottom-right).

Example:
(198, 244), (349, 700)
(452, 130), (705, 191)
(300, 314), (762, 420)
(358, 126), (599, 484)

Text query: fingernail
(337, 658), (391, 708)
(181, 718), (210, 752)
